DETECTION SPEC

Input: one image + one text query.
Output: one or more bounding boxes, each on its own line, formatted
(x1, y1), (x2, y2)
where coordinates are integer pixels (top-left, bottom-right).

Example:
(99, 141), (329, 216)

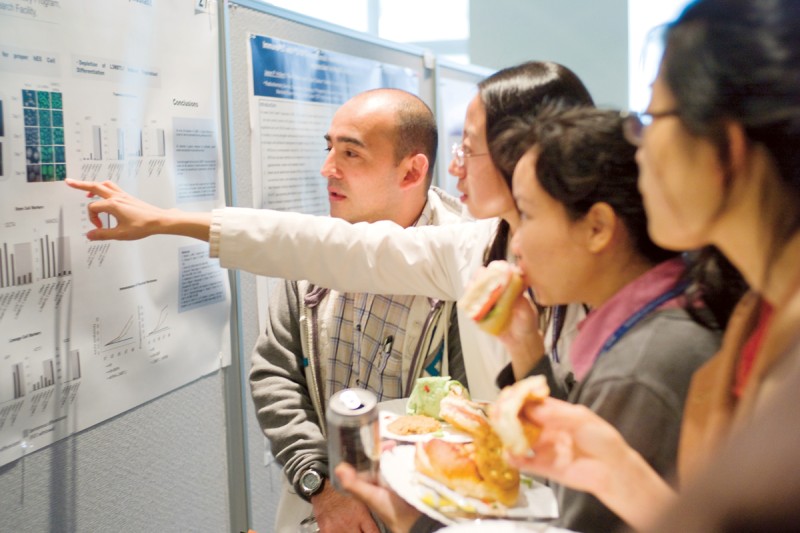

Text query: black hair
(478, 61), (595, 265)
(504, 105), (742, 329)
(532, 106), (677, 265)
(655, 0), (800, 323)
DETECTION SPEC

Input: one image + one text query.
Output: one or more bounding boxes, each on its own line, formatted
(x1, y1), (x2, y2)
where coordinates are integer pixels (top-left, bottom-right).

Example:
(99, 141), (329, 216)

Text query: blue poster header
(249, 35), (418, 103)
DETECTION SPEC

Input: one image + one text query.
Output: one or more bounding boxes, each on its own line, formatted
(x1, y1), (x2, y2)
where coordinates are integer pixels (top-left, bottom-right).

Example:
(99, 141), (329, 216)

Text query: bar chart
(66, 349), (81, 381)
(81, 123), (165, 160)
(11, 363), (25, 400)
(0, 242), (33, 287)
(0, 235), (71, 288)
(31, 359), (54, 392)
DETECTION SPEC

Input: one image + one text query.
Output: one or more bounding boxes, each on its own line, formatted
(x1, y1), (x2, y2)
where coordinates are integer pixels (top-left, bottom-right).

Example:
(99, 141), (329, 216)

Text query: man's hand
(65, 179), (211, 242)
(311, 479), (381, 533)
(334, 463), (422, 533)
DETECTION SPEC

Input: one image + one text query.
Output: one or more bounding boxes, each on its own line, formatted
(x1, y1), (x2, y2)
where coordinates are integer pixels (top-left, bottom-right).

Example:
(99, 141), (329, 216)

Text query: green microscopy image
(52, 110), (63, 127)
(53, 127), (64, 144)
(25, 127), (38, 145)
(24, 108), (37, 126)
(55, 164), (67, 181)
(40, 145), (54, 163)
(38, 109), (51, 127)
(37, 90), (50, 108)
(54, 146), (66, 163)
(22, 90), (36, 107)
(41, 164), (55, 181)
(50, 92), (63, 109)
(27, 164), (42, 182)
(39, 127), (53, 145)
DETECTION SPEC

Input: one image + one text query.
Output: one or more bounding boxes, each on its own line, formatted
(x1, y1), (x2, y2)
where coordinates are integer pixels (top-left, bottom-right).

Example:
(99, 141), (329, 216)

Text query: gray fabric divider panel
(0, 374), (229, 533)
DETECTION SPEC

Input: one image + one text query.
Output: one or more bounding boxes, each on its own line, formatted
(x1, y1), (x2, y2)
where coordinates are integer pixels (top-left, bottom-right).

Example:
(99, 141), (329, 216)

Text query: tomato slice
(471, 273), (510, 321)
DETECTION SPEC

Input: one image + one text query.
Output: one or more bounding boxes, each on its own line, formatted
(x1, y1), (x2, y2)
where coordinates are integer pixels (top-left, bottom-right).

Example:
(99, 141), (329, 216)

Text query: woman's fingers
(66, 178), (126, 199)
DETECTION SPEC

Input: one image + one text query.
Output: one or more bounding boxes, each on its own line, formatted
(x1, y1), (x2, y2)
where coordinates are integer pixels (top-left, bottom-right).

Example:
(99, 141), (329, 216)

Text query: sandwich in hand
(488, 375), (550, 455)
(458, 260), (524, 335)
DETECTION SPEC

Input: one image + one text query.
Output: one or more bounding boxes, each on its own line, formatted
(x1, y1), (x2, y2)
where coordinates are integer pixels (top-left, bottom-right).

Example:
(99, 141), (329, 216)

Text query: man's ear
(584, 202), (617, 254)
(399, 153), (429, 190)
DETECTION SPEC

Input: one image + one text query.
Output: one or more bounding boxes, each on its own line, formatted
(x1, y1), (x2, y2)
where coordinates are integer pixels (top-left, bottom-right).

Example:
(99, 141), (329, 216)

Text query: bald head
(349, 89), (438, 187)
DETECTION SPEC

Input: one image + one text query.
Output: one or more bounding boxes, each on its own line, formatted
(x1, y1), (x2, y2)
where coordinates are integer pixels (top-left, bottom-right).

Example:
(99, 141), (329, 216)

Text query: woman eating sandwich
(338, 105), (742, 533)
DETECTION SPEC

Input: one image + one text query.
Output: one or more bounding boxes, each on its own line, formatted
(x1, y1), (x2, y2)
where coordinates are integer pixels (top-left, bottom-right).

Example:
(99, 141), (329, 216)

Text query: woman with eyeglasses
(501, 0), (800, 530)
(67, 61), (594, 401)
(336, 105), (736, 533)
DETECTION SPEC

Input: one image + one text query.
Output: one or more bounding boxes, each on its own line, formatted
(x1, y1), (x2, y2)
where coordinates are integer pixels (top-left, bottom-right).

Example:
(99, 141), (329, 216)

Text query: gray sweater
(497, 308), (721, 533)
(249, 279), (466, 487)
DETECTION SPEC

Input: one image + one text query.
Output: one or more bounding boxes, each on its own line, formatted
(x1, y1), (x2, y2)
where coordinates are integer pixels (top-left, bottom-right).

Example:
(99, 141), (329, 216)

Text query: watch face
(301, 470), (322, 494)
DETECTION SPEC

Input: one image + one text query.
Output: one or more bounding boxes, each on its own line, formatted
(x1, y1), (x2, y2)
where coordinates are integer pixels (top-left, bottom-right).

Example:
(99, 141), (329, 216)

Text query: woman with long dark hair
(504, 0), (800, 529)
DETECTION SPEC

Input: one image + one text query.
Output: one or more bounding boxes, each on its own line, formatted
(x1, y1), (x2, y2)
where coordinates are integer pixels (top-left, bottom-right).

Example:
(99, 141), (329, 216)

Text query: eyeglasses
(451, 142), (490, 168)
(622, 110), (681, 146)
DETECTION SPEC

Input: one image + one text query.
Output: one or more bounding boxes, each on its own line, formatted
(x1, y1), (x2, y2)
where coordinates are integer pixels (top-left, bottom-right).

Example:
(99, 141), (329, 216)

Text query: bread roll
(489, 375), (550, 455)
(439, 394), (491, 439)
(415, 437), (520, 507)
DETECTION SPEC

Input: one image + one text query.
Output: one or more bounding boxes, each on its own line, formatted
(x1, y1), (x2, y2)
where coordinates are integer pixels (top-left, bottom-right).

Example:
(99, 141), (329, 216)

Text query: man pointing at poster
(67, 88), (466, 532)
(255, 88), (466, 532)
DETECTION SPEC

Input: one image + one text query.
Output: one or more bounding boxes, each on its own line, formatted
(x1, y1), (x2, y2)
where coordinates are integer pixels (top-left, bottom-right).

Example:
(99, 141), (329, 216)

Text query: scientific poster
(247, 33), (420, 328)
(0, 0), (231, 467)
(247, 34), (419, 214)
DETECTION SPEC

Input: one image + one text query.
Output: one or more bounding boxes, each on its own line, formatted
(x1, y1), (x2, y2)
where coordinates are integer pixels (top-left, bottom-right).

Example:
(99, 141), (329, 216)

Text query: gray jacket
(249, 188), (467, 494)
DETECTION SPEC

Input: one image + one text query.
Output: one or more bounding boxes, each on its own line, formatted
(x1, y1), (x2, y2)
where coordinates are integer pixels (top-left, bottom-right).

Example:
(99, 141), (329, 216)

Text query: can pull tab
(340, 389), (364, 410)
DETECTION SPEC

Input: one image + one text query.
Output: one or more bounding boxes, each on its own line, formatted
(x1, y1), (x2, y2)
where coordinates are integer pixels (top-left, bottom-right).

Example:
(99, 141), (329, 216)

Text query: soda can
(326, 388), (380, 491)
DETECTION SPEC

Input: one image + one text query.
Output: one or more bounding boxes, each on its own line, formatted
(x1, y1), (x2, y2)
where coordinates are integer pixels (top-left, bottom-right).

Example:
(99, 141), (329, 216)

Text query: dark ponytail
(478, 61), (594, 264)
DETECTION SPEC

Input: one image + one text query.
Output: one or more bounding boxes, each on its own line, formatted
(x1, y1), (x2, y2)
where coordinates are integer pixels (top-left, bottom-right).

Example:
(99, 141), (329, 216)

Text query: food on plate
(489, 375), (551, 455)
(414, 392), (520, 507)
(458, 260), (525, 335)
(439, 394), (491, 439)
(414, 435), (520, 507)
(406, 376), (469, 419)
(387, 414), (442, 436)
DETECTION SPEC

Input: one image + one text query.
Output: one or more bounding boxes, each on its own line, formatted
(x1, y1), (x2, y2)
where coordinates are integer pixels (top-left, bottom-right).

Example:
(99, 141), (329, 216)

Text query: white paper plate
(379, 410), (473, 443)
(438, 523), (574, 533)
(380, 445), (559, 526)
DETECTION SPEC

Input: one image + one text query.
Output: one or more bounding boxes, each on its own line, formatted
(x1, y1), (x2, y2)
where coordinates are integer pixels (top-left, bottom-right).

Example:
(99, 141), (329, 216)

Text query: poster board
(0, 2), (235, 532)
(0, 0), (231, 468)
(227, 2), (435, 530)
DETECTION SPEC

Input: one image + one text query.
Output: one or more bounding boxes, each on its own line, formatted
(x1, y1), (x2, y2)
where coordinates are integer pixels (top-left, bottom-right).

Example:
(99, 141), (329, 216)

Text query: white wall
(468, 0), (629, 108)
(627, 0), (692, 110)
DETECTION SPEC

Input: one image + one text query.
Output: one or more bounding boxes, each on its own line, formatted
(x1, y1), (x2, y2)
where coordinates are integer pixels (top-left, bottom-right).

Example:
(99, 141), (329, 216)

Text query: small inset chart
(0, 95), (6, 181)
(0, 235), (71, 288)
(31, 359), (55, 392)
(10, 363), (25, 400)
(79, 120), (166, 181)
(22, 89), (66, 182)
(81, 124), (166, 160)
(65, 349), (81, 382)
(105, 315), (135, 349)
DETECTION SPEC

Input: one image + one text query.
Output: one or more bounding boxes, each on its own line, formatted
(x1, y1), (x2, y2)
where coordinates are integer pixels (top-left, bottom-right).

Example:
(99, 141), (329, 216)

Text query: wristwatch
(298, 468), (326, 501)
